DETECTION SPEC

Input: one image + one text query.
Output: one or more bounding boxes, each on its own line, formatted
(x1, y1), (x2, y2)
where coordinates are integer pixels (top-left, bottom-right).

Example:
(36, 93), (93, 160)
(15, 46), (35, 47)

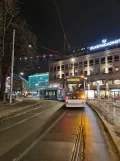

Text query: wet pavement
(0, 102), (119, 161)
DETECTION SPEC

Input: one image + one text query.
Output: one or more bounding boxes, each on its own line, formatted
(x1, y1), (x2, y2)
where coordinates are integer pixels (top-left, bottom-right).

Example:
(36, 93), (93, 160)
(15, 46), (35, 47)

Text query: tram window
(45, 91), (49, 96)
(49, 91), (55, 96)
(57, 89), (61, 95)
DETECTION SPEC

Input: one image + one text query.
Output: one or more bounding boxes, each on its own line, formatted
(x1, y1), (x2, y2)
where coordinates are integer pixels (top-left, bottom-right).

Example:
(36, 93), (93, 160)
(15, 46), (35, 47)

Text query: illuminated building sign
(90, 39), (120, 50)
(66, 77), (80, 82)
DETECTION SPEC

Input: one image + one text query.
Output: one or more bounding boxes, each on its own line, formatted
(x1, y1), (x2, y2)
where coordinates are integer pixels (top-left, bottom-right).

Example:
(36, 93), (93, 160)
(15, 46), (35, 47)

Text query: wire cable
(53, 0), (71, 53)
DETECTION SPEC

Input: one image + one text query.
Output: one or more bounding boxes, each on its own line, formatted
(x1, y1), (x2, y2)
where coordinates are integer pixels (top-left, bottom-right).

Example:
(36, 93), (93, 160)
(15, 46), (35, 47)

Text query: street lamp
(28, 44), (32, 48)
(20, 72), (24, 76)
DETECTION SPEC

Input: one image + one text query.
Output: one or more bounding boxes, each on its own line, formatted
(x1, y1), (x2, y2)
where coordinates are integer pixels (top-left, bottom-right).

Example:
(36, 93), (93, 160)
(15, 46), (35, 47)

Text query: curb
(0, 101), (42, 120)
(87, 102), (120, 158)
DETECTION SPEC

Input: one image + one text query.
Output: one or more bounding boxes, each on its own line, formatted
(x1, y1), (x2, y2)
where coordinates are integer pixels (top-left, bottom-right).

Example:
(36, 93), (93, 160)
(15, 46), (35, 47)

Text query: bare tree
(0, 0), (37, 100)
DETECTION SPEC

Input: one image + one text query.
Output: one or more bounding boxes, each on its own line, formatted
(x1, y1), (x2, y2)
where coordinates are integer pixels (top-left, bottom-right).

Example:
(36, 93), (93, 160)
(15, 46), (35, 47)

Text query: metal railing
(71, 114), (85, 161)
(87, 99), (120, 136)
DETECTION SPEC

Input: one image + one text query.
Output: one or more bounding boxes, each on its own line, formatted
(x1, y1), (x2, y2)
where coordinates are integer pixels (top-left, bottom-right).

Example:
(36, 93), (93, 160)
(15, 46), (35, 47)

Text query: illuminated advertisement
(90, 39), (120, 50)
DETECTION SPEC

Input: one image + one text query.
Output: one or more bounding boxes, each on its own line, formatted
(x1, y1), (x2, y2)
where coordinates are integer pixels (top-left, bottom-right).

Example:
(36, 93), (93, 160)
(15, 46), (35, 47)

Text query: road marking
(14, 111), (66, 161)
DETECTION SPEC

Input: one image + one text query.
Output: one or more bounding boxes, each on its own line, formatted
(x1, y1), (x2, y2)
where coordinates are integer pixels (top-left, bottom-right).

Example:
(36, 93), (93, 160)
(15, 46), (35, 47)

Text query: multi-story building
(49, 39), (120, 98)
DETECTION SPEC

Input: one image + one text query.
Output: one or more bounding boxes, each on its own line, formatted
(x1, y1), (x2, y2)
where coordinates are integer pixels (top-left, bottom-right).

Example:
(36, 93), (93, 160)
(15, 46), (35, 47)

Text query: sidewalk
(0, 99), (41, 119)
(87, 101), (120, 157)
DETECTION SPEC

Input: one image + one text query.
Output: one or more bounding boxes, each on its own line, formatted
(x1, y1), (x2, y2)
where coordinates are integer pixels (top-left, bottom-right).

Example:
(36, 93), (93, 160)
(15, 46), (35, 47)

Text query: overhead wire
(53, 0), (71, 53)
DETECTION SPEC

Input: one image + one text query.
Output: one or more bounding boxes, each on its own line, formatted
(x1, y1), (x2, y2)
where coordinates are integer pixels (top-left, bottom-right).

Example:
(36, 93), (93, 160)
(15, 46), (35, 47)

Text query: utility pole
(9, 30), (15, 104)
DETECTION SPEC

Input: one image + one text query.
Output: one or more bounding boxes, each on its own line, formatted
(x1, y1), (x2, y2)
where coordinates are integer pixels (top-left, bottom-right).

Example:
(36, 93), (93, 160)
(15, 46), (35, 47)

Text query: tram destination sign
(90, 39), (120, 51)
(66, 77), (80, 83)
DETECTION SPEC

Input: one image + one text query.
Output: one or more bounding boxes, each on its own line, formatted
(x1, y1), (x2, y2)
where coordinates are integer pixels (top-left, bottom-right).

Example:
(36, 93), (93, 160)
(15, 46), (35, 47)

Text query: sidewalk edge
(87, 102), (120, 158)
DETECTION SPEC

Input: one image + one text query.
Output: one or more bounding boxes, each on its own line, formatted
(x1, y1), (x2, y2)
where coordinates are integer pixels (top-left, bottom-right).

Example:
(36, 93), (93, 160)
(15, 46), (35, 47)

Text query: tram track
(15, 108), (84, 161)
(0, 100), (49, 121)
(0, 104), (119, 161)
(0, 107), (66, 161)
(0, 101), (57, 132)
(71, 112), (85, 161)
(14, 109), (67, 161)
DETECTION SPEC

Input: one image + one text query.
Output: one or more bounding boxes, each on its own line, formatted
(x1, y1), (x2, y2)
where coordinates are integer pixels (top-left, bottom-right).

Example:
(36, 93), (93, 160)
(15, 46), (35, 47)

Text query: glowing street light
(71, 58), (75, 62)
(28, 44), (32, 48)
(20, 72), (24, 76)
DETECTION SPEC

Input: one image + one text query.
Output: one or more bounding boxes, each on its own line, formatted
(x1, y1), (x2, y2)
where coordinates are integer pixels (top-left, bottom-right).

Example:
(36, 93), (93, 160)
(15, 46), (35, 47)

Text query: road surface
(0, 102), (119, 161)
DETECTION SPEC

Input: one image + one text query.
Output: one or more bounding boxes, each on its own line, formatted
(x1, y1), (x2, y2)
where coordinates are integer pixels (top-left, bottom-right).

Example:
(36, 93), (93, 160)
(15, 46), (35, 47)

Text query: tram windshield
(65, 77), (84, 95)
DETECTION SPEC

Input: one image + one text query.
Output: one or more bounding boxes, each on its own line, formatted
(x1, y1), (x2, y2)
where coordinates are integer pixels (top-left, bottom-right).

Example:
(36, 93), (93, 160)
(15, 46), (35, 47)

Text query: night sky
(20, 0), (120, 75)
(21, 0), (120, 50)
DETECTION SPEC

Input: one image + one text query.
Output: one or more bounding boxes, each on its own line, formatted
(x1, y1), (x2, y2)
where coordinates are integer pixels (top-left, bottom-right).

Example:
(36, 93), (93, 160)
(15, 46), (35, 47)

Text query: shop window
(114, 80), (120, 84)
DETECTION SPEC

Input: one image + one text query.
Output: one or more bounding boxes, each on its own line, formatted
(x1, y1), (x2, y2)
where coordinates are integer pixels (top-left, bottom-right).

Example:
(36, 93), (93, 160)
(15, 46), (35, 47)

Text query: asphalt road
(0, 102), (119, 161)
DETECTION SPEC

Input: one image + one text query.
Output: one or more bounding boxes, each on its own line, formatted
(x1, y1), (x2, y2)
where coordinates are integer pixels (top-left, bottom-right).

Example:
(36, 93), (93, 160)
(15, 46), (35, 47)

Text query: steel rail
(71, 113), (85, 161)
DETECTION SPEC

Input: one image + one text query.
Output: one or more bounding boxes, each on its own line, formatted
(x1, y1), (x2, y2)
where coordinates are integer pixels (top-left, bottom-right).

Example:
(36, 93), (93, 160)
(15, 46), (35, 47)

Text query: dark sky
(21, 0), (120, 51)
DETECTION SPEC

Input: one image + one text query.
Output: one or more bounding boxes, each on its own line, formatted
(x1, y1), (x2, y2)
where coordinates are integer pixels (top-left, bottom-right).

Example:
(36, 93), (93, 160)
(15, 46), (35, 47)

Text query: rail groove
(71, 113), (85, 161)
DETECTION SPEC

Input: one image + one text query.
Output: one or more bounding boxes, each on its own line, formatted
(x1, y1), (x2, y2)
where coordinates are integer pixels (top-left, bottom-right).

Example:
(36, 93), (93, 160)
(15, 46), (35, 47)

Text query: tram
(40, 87), (65, 101)
(65, 76), (86, 108)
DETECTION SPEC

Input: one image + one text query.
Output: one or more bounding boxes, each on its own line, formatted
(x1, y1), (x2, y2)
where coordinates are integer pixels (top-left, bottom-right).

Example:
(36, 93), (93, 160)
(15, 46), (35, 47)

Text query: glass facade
(29, 73), (49, 91)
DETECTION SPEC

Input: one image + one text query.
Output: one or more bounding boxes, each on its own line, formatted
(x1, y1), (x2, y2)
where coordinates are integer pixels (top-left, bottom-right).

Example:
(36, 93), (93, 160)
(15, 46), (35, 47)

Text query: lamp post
(9, 30), (15, 104)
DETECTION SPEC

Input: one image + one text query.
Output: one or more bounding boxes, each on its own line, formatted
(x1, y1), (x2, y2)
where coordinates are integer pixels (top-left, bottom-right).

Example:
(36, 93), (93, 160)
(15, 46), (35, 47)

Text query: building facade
(49, 46), (120, 98)
(28, 73), (49, 91)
